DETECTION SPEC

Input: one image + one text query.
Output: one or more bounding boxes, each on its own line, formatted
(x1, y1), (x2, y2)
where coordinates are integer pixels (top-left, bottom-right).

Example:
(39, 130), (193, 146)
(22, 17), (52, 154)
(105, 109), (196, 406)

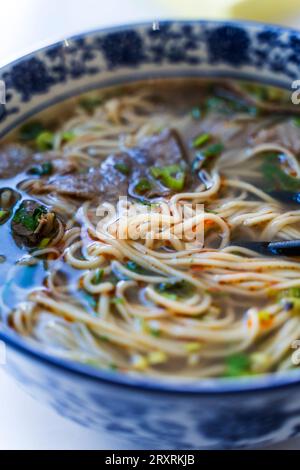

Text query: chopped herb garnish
(134, 178), (152, 195)
(0, 210), (10, 224)
(261, 153), (300, 192)
(279, 287), (300, 299)
(114, 163), (130, 176)
(19, 121), (45, 141)
(38, 237), (51, 249)
(192, 133), (211, 148)
(99, 335), (110, 342)
(185, 342), (201, 353)
(206, 94), (257, 116)
(28, 161), (53, 176)
(149, 327), (161, 337)
(293, 117), (300, 127)
(112, 296), (125, 305)
(203, 143), (224, 157)
(92, 269), (104, 285)
(224, 353), (251, 377)
(36, 131), (54, 151)
(13, 203), (48, 232)
(258, 310), (271, 322)
(150, 164), (185, 191)
(61, 131), (75, 143)
(126, 261), (149, 275)
(192, 143), (224, 172)
(154, 279), (195, 300)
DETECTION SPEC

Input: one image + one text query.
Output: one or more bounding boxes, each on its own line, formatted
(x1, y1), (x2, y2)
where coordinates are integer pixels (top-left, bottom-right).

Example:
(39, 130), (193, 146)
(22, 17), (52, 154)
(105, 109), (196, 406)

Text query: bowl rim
(2, 18), (300, 395)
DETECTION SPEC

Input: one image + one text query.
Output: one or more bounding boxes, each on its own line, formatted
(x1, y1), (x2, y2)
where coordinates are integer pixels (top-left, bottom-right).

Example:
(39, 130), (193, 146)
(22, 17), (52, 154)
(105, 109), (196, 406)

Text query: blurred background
(1, 0), (300, 450)
(2, 0), (300, 66)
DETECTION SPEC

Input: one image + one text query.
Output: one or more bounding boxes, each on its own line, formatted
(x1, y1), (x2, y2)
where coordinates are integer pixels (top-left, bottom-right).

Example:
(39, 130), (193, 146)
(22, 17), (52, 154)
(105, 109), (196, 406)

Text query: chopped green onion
(13, 203), (47, 232)
(192, 143), (224, 172)
(61, 131), (75, 143)
(134, 178), (152, 195)
(279, 287), (300, 299)
(224, 353), (251, 377)
(38, 237), (51, 249)
(258, 310), (271, 322)
(149, 327), (161, 337)
(19, 122), (45, 141)
(203, 143), (224, 157)
(36, 131), (54, 151)
(293, 117), (300, 127)
(99, 335), (110, 342)
(206, 94), (257, 116)
(114, 163), (130, 176)
(92, 269), (104, 285)
(150, 164), (185, 191)
(0, 210), (10, 223)
(185, 342), (202, 353)
(28, 161), (53, 176)
(261, 153), (300, 192)
(192, 133), (211, 148)
(112, 296), (125, 305)
(154, 280), (195, 300)
(126, 261), (150, 275)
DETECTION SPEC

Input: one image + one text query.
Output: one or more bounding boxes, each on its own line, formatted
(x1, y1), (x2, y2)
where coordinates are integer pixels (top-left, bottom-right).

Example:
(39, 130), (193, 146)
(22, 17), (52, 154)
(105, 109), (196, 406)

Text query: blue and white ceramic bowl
(2, 20), (300, 450)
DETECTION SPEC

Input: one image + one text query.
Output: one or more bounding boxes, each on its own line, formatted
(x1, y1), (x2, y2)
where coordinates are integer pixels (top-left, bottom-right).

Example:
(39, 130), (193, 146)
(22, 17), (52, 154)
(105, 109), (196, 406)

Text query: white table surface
(0, 0), (300, 450)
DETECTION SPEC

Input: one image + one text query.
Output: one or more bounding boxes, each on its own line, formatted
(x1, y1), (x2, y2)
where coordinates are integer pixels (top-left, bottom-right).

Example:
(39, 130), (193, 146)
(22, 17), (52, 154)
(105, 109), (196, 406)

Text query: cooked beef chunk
(11, 200), (61, 247)
(40, 129), (187, 201)
(43, 170), (101, 199)
(0, 145), (32, 178)
(140, 129), (188, 166)
(43, 153), (131, 200)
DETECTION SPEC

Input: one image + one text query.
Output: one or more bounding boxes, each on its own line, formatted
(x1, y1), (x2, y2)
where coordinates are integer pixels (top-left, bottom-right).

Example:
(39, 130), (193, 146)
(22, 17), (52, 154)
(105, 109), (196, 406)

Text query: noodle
(2, 78), (300, 380)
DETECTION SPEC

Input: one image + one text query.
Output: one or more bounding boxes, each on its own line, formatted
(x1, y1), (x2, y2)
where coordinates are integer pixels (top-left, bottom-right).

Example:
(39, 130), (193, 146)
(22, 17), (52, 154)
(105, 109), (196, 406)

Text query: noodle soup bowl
(1, 20), (300, 449)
